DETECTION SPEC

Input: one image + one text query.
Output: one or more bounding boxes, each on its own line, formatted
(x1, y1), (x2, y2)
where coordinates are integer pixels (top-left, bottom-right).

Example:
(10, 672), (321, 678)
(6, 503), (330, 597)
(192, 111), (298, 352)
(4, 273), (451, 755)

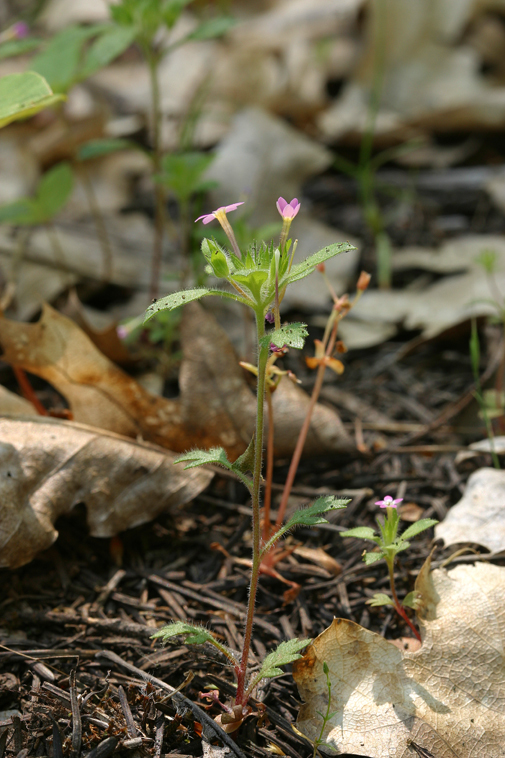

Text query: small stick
(69, 669), (82, 758)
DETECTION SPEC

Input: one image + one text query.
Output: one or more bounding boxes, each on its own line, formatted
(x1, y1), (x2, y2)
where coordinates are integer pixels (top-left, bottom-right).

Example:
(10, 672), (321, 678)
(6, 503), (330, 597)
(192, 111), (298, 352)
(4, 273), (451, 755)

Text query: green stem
(387, 559), (421, 642)
(147, 52), (166, 302)
(235, 312), (268, 706)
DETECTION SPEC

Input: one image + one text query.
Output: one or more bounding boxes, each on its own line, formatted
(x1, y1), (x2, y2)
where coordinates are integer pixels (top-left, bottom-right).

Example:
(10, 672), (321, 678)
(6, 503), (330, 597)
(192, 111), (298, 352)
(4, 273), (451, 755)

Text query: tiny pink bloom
(375, 496), (403, 509)
(116, 325), (129, 340)
(12, 22), (29, 39)
(195, 202), (244, 224)
(276, 197), (300, 220)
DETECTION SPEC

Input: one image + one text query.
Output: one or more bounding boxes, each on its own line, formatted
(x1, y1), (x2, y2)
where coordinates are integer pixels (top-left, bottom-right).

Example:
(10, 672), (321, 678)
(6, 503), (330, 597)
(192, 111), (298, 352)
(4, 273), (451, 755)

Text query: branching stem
(386, 559), (421, 642)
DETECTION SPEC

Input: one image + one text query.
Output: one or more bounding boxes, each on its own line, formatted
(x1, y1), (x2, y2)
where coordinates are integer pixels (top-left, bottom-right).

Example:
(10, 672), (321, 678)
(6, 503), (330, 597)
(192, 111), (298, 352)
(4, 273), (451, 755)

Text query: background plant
(341, 496), (438, 641)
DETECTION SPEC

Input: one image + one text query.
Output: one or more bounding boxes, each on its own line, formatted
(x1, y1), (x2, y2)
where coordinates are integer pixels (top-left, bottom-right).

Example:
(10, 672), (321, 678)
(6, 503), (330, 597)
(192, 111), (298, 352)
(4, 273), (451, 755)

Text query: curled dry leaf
(0, 303), (353, 460)
(0, 416), (213, 569)
(435, 467), (505, 553)
(293, 560), (505, 758)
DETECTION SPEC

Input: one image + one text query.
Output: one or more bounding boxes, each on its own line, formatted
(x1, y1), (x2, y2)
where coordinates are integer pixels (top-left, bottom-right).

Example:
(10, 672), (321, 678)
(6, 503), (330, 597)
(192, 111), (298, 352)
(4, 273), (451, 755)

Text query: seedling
(341, 497), (438, 641)
(143, 196), (354, 720)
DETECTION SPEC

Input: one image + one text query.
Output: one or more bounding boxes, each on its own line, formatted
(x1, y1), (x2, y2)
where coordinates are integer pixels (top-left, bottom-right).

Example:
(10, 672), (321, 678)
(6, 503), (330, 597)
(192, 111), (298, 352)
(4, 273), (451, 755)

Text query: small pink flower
(12, 21), (29, 38)
(195, 202), (244, 225)
(276, 197), (300, 220)
(375, 496), (403, 509)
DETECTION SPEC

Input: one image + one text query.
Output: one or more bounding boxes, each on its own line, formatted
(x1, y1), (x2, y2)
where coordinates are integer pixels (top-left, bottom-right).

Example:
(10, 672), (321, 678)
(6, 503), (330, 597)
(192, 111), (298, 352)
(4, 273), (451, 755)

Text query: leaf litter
(294, 560), (505, 758)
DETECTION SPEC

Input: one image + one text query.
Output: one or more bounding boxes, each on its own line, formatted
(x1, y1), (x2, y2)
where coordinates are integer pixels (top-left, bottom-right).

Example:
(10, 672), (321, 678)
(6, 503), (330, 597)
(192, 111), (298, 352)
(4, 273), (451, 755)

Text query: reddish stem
(272, 316), (340, 535)
(387, 560), (421, 642)
(13, 367), (47, 415)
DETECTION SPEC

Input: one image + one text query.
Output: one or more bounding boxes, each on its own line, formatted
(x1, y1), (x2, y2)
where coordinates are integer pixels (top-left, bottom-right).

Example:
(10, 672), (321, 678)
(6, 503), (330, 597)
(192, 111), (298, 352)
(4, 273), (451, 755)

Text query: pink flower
(375, 496), (403, 509)
(276, 197), (300, 220)
(195, 202), (244, 225)
(12, 22), (29, 38)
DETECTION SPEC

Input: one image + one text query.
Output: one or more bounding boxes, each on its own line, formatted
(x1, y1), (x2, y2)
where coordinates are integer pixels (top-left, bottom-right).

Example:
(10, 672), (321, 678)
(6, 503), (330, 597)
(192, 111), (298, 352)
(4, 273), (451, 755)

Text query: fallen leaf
(293, 546), (342, 575)
(294, 561), (505, 757)
(0, 386), (35, 416)
(435, 467), (505, 553)
(0, 302), (354, 460)
(0, 416), (212, 569)
(319, 0), (505, 142)
(339, 235), (505, 348)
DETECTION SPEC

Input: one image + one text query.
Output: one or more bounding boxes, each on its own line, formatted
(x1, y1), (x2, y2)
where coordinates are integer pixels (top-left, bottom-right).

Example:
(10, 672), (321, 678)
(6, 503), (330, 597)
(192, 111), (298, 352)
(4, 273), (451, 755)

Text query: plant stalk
(235, 313), (269, 706)
(387, 559), (421, 642)
(273, 316), (340, 534)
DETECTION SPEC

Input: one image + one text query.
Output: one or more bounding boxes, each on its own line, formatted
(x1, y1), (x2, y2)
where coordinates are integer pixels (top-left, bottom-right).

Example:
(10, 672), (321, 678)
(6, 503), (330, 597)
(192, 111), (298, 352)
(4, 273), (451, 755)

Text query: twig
(69, 669), (82, 758)
(95, 650), (247, 758)
(118, 686), (137, 738)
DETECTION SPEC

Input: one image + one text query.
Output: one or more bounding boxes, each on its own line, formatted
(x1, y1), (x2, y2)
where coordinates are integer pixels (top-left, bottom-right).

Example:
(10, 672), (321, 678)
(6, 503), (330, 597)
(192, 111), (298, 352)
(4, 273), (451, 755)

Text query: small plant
(143, 196), (354, 723)
(341, 496), (438, 641)
(311, 662), (337, 757)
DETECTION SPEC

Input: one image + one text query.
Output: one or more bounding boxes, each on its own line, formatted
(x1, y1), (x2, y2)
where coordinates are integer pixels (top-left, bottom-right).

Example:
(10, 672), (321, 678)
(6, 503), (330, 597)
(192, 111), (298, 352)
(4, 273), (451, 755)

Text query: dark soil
(1, 316), (504, 758)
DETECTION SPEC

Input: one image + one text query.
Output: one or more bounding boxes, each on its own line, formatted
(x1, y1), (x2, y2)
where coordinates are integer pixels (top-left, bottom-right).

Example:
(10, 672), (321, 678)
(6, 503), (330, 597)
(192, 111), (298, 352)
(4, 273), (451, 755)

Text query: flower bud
(210, 250), (230, 278)
(316, 262), (325, 274)
(357, 270), (371, 291)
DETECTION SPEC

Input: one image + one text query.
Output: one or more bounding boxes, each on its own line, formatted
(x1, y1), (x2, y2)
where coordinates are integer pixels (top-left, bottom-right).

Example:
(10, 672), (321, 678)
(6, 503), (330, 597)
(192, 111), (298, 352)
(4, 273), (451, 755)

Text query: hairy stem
(235, 313), (269, 706)
(387, 559), (421, 642)
(262, 386), (275, 543)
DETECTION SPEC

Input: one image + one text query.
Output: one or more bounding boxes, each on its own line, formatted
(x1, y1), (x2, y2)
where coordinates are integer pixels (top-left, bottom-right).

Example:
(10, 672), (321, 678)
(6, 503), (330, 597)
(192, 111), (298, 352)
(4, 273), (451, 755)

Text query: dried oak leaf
(435, 467), (505, 554)
(0, 416), (212, 569)
(293, 561), (505, 758)
(0, 302), (353, 459)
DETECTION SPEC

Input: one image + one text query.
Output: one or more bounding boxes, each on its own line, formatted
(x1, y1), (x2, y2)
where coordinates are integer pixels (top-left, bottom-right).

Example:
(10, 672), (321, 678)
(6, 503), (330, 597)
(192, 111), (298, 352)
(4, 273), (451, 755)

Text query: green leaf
(363, 550), (385, 565)
(152, 621), (219, 646)
(79, 25), (136, 79)
(232, 435), (255, 476)
(0, 72), (64, 128)
(232, 270), (269, 300)
(256, 638), (311, 680)
(0, 37), (42, 61)
(402, 591), (421, 610)
(36, 162), (74, 221)
(184, 16), (235, 41)
(159, 151), (215, 202)
(259, 322), (308, 351)
(175, 447), (232, 471)
(0, 198), (39, 225)
(143, 286), (249, 322)
(77, 138), (134, 161)
(32, 25), (103, 92)
(366, 593), (395, 607)
(284, 496), (350, 531)
(400, 519), (438, 542)
(340, 526), (378, 541)
(287, 242), (356, 284)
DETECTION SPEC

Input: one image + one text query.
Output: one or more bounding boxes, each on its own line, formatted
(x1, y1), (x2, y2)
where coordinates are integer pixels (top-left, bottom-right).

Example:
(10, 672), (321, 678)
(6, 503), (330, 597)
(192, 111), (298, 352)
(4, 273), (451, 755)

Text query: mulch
(1, 320), (503, 758)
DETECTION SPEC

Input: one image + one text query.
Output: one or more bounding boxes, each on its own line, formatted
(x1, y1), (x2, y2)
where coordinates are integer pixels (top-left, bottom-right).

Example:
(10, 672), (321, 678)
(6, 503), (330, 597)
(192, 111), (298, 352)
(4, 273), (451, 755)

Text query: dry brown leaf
(435, 467), (505, 553)
(293, 546), (342, 575)
(0, 416), (212, 569)
(0, 386), (36, 416)
(294, 561), (505, 757)
(0, 303), (353, 460)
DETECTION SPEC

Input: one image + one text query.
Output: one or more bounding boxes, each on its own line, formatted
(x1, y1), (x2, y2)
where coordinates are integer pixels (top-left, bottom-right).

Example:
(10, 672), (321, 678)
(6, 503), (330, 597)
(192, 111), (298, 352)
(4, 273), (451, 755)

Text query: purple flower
(375, 496), (403, 509)
(12, 21), (29, 39)
(265, 311), (275, 323)
(195, 202), (244, 225)
(270, 343), (288, 354)
(276, 197), (300, 220)
(116, 325), (129, 340)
